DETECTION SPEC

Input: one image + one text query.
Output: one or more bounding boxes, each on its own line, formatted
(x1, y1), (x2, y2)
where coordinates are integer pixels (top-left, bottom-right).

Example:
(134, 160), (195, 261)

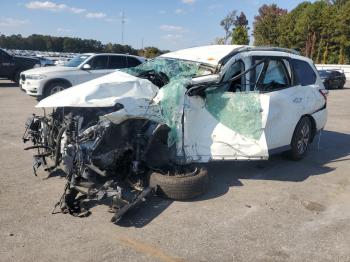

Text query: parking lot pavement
(0, 79), (349, 262)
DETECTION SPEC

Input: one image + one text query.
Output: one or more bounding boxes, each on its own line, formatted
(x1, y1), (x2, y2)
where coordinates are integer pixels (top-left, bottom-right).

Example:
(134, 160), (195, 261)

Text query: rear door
(108, 55), (128, 70)
(257, 57), (321, 153)
(254, 56), (306, 152)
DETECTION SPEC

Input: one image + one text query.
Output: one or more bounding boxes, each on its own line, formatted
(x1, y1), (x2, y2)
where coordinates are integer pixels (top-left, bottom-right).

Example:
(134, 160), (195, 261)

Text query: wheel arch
(299, 114), (317, 143)
(43, 78), (72, 94)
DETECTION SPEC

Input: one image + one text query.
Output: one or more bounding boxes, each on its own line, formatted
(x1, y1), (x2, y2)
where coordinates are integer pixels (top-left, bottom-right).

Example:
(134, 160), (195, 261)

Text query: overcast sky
(0, 0), (310, 51)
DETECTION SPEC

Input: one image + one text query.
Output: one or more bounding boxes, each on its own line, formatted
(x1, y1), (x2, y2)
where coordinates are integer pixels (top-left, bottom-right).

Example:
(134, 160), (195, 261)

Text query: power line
(121, 11), (125, 45)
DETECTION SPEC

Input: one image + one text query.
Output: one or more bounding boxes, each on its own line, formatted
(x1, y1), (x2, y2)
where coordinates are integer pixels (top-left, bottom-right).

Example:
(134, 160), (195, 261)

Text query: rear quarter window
(108, 56), (128, 69)
(291, 59), (316, 86)
(127, 57), (142, 67)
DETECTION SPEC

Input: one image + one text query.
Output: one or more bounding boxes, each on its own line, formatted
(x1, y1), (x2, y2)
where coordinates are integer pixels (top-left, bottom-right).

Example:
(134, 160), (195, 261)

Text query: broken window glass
(205, 89), (263, 141)
(121, 57), (209, 81)
(200, 59), (263, 141)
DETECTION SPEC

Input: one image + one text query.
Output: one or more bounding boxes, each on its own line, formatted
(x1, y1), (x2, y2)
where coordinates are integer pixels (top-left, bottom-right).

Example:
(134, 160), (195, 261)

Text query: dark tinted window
(108, 56), (128, 69)
(318, 70), (330, 77)
(90, 56), (108, 70)
(291, 59), (316, 86)
(127, 57), (142, 67)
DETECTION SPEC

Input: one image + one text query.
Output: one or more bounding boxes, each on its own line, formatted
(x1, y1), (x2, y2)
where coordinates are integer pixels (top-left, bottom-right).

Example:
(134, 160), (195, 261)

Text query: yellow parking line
(119, 236), (186, 262)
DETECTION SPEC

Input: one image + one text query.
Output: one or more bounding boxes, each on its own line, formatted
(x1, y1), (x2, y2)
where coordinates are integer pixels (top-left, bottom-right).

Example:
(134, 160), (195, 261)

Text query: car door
(108, 55), (128, 70)
(0, 50), (15, 77)
(183, 59), (270, 161)
(257, 57), (317, 153)
(329, 71), (338, 88)
(333, 71), (343, 87)
(256, 58), (303, 152)
(75, 55), (112, 84)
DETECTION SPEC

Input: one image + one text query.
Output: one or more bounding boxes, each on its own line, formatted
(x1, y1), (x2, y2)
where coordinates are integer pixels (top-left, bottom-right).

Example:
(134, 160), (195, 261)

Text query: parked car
(318, 69), (346, 89)
(0, 48), (41, 83)
(23, 45), (328, 223)
(20, 53), (145, 99)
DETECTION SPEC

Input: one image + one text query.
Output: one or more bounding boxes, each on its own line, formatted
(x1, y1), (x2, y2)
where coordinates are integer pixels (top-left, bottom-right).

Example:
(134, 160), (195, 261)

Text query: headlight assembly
(26, 74), (46, 80)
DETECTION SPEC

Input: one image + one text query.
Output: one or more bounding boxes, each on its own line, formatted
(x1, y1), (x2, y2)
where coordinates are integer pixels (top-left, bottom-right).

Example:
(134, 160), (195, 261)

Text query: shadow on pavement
(0, 82), (17, 88)
(199, 130), (350, 201)
(118, 130), (350, 226)
(44, 168), (66, 179)
(118, 196), (173, 228)
(47, 130), (350, 227)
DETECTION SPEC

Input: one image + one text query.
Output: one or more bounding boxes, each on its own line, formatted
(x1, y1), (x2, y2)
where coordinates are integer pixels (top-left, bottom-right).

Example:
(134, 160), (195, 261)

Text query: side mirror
(82, 64), (91, 70)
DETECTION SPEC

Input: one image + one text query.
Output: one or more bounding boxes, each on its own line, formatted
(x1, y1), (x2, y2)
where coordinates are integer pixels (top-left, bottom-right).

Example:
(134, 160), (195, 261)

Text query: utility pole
(121, 11), (125, 45)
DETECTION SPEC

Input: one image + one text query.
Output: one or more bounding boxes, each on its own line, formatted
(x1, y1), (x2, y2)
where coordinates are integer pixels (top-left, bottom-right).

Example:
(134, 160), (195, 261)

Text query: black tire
(149, 167), (209, 200)
(338, 82), (344, 89)
(13, 70), (21, 84)
(44, 81), (70, 98)
(288, 117), (312, 160)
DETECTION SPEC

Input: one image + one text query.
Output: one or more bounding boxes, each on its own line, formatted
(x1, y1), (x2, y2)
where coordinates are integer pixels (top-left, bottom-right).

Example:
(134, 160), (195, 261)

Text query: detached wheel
(288, 117), (312, 160)
(44, 81), (70, 98)
(149, 166), (209, 200)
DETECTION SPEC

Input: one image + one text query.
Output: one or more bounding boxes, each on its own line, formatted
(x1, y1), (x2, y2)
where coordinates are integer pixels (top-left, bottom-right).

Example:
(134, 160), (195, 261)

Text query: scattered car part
(150, 167), (209, 200)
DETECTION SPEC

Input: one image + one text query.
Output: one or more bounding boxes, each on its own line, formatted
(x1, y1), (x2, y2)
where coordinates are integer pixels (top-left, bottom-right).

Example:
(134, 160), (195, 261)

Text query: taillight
(319, 89), (329, 104)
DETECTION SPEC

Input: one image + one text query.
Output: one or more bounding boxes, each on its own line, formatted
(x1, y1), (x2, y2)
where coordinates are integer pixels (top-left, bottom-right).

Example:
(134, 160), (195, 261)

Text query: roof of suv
(161, 45), (304, 66)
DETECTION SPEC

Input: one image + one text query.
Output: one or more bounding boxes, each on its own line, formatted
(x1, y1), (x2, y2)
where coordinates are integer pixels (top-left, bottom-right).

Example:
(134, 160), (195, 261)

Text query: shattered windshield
(122, 57), (214, 81)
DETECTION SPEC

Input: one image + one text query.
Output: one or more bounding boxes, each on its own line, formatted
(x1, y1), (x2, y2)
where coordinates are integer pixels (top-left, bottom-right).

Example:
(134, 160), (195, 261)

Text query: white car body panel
(36, 45), (327, 162)
(161, 45), (244, 66)
(183, 94), (270, 161)
(36, 71), (159, 108)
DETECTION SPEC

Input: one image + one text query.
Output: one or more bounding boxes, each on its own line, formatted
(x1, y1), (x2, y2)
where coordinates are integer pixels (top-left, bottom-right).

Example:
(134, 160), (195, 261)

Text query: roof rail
(219, 46), (300, 66)
(236, 46), (300, 55)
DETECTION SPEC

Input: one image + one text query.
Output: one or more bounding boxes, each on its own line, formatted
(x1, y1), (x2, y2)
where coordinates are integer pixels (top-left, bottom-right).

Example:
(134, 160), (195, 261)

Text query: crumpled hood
(24, 66), (77, 75)
(36, 71), (159, 108)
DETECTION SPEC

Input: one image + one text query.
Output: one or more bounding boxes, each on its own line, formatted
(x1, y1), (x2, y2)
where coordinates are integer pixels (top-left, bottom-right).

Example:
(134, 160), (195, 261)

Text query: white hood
(36, 71), (159, 108)
(23, 66), (77, 75)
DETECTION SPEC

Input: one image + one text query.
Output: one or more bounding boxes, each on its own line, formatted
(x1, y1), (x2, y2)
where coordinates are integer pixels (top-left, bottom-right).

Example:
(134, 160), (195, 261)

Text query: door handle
(293, 97), (302, 103)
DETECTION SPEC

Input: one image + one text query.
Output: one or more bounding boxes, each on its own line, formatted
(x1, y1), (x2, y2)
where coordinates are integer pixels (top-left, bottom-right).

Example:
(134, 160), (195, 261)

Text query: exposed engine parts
(23, 108), (209, 223)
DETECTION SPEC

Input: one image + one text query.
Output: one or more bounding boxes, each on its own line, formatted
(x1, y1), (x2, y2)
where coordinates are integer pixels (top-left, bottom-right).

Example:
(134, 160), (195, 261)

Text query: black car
(318, 69), (346, 89)
(0, 48), (41, 83)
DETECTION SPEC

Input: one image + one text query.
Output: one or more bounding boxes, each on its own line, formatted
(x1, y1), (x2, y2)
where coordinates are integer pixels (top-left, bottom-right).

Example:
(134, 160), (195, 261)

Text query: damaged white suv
(23, 45), (328, 223)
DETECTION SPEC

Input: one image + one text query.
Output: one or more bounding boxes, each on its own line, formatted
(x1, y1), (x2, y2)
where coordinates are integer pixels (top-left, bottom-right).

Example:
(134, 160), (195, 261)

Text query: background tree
(220, 10), (237, 44)
(231, 12), (250, 45)
(253, 4), (287, 46)
(251, 1), (350, 64)
(0, 33), (167, 56)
